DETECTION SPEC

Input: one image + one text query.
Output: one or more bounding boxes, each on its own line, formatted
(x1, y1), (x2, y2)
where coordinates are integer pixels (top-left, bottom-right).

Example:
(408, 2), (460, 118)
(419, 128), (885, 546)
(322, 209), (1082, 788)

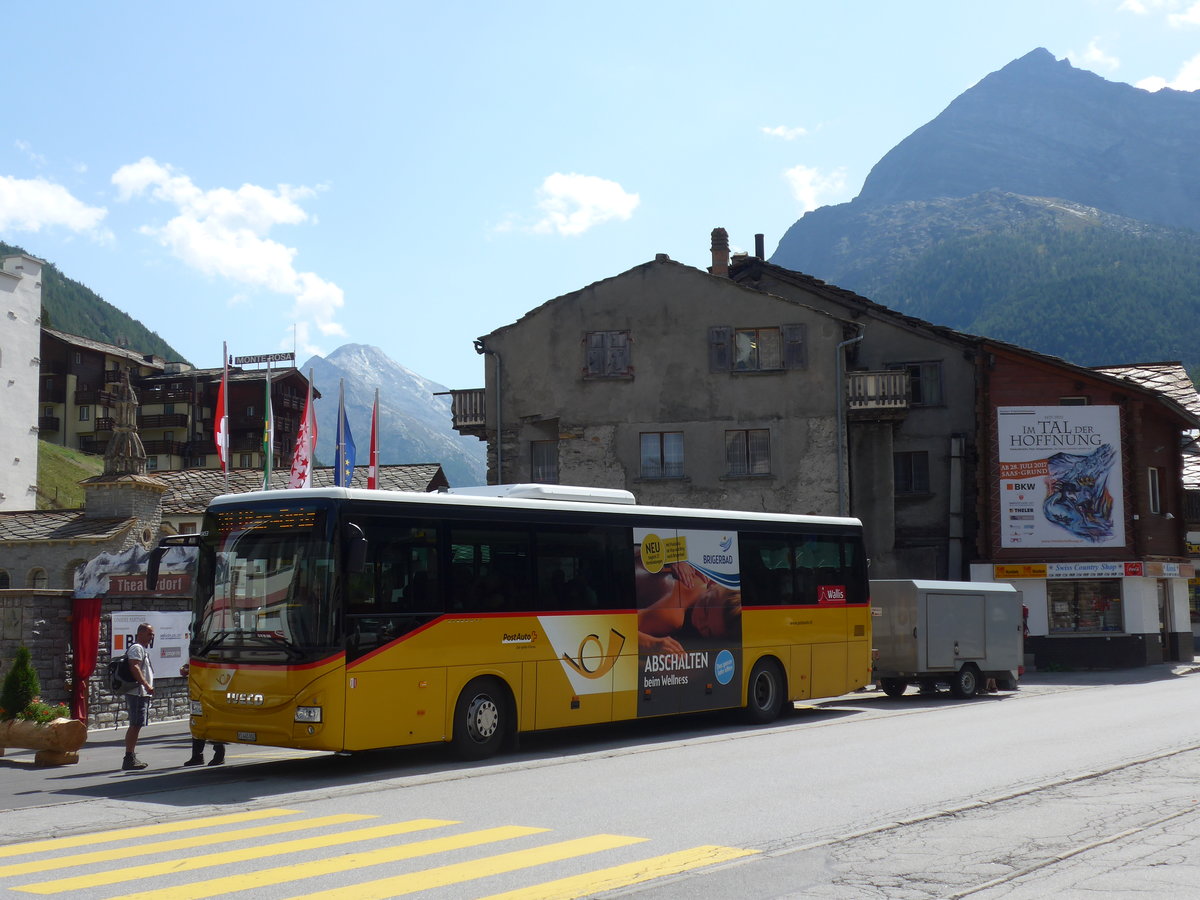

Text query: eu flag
(335, 381), (356, 487)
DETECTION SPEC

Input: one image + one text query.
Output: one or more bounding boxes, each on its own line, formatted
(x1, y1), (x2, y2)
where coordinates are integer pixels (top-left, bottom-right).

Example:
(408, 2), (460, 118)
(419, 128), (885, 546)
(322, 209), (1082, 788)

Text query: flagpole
(307, 368), (316, 488)
(263, 359), (273, 490)
(368, 388), (379, 490)
(223, 344), (229, 491)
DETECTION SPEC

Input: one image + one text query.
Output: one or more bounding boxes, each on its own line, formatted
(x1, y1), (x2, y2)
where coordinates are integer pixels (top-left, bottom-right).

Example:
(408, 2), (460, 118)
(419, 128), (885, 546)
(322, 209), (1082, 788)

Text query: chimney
(755, 233), (765, 259)
(709, 227), (730, 277)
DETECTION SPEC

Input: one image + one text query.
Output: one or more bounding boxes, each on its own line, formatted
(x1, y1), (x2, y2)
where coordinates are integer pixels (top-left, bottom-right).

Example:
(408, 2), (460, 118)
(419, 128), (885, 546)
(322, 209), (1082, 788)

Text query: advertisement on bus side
(634, 527), (742, 716)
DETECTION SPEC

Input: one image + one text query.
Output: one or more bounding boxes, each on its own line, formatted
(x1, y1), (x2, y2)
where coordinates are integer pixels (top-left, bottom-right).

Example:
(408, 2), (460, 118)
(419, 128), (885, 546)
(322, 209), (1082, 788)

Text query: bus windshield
(195, 502), (340, 664)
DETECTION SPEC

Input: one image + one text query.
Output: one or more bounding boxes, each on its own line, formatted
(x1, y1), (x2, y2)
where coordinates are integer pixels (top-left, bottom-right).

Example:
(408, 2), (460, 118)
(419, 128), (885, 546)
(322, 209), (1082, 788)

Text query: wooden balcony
(38, 416), (60, 433)
(139, 413), (190, 429)
(143, 440), (188, 456)
(847, 371), (910, 419)
(441, 389), (487, 438)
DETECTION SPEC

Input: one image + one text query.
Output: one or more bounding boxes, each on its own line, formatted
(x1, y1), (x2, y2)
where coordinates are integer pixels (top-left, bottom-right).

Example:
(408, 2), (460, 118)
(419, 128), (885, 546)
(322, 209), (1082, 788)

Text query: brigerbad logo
(562, 629), (626, 679)
(714, 649), (735, 685)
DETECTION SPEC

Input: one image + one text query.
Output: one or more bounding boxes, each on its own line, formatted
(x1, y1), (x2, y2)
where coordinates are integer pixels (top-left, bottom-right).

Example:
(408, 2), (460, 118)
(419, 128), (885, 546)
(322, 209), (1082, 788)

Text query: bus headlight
(190, 700), (203, 716)
(295, 706), (322, 723)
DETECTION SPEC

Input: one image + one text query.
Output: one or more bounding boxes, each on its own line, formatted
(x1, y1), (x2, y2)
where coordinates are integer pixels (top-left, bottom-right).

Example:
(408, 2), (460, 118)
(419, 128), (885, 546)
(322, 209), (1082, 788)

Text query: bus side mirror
(344, 522), (368, 574)
(147, 534), (202, 590)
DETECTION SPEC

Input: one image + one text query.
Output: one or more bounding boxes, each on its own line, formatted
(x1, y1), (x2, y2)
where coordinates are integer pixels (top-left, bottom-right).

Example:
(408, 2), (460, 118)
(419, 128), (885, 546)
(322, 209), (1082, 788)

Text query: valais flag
(368, 388), (379, 489)
(288, 375), (316, 489)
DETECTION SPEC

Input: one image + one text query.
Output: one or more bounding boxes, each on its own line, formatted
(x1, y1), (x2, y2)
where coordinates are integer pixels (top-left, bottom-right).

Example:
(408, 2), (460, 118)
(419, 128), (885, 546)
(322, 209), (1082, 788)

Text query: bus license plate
(237, 732), (257, 742)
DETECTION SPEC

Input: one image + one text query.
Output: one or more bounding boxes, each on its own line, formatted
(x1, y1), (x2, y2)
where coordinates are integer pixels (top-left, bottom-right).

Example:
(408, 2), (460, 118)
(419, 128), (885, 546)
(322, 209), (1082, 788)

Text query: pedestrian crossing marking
(111, 825), (549, 900)
(0, 809), (760, 900)
(478, 844), (761, 899)
(14, 818), (461, 895)
(0, 813), (375, 877)
(0, 808), (303, 859)
(278, 834), (649, 900)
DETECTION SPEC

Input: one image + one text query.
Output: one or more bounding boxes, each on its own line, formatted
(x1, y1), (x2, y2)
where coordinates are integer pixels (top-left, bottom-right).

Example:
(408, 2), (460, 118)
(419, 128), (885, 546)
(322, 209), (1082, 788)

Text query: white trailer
(871, 579), (1023, 699)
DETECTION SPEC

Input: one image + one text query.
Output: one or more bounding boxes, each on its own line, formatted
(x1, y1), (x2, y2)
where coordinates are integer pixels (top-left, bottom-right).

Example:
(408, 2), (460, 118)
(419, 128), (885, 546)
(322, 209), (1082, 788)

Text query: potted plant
(0, 647), (87, 766)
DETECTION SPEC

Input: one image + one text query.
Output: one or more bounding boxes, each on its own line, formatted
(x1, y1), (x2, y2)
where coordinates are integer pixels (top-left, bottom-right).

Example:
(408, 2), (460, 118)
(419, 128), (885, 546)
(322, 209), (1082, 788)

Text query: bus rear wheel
(452, 677), (509, 760)
(745, 659), (785, 724)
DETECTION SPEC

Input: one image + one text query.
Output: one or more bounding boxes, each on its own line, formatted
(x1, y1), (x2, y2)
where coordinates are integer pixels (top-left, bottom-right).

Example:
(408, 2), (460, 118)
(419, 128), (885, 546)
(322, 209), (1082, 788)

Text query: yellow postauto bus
(152, 484), (871, 759)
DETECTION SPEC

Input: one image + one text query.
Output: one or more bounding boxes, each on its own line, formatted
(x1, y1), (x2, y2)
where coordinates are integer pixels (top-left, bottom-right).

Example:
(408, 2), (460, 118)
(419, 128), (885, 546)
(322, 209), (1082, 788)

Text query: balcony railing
(441, 389), (487, 437)
(139, 388), (192, 403)
(38, 416), (60, 433)
(139, 413), (190, 429)
(143, 440), (188, 456)
(847, 370), (909, 412)
(74, 389), (118, 406)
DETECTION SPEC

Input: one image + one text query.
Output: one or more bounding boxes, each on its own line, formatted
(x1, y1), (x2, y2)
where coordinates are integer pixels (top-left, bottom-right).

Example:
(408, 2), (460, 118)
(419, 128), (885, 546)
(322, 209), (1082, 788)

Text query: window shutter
(607, 331), (630, 375)
(584, 332), (607, 375)
(782, 324), (806, 369)
(709, 326), (732, 372)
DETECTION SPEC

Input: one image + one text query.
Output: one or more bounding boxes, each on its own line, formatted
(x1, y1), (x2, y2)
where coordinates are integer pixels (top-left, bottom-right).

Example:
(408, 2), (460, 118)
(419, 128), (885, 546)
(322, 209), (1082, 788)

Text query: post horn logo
(562, 629), (626, 679)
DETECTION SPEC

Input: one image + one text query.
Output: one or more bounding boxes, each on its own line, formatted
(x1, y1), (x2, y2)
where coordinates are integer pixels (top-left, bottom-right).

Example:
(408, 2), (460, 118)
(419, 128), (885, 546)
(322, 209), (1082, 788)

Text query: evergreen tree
(0, 646), (40, 720)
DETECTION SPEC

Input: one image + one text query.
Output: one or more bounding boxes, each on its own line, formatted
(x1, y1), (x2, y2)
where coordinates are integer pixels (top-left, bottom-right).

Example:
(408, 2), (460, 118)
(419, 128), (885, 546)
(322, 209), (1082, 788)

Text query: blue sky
(4, 1), (1200, 389)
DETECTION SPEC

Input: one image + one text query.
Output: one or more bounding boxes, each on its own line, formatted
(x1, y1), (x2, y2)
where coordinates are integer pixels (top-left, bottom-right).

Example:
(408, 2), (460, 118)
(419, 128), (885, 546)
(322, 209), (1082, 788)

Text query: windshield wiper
(197, 630), (237, 656)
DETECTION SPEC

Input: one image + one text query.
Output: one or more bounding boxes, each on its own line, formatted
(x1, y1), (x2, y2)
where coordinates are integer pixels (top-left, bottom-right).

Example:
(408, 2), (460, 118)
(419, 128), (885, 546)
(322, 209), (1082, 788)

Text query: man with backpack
(121, 623), (155, 771)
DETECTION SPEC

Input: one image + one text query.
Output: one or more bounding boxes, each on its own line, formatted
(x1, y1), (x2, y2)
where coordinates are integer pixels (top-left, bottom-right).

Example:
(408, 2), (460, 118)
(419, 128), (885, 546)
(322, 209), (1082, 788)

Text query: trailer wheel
(949, 665), (980, 699)
(451, 677), (510, 760)
(995, 675), (1018, 692)
(879, 678), (908, 699)
(745, 659), (785, 724)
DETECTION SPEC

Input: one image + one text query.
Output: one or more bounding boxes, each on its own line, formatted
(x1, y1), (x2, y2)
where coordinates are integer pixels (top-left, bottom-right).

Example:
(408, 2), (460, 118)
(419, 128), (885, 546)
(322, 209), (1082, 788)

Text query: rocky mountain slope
(301, 344), (486, 487)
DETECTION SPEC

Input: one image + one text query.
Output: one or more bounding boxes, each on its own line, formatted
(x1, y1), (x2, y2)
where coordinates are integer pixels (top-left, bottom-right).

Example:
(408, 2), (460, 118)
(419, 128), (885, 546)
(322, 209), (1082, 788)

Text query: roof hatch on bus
(446, 483), (636, 505)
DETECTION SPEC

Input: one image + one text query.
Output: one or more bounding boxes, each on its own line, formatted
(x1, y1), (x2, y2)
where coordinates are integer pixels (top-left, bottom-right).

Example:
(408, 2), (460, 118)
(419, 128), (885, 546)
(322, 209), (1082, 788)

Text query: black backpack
(108, 654), (133, 693)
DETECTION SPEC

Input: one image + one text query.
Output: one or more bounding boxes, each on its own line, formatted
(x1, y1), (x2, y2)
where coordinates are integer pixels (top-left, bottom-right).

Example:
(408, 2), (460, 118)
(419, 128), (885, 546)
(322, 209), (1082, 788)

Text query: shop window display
(1048, 579), (1123, 633)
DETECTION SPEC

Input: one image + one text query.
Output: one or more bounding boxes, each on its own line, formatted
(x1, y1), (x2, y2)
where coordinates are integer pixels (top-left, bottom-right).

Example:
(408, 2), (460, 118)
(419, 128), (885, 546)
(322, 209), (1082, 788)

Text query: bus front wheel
(452, 677), (509, 760)
(745, 658), (785, 724)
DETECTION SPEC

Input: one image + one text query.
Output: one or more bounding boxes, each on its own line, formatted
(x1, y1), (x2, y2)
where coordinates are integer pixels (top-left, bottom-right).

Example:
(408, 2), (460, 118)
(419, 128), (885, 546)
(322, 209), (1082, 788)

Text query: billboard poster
(997, 405), (1125, 549)
(111, 611), (194, 676)
(634, 527), (742, 717)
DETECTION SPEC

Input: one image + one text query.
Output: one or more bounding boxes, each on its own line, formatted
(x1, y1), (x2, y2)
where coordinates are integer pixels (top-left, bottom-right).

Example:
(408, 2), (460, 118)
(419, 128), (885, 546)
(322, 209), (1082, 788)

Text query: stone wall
(0, 588), (191, 729)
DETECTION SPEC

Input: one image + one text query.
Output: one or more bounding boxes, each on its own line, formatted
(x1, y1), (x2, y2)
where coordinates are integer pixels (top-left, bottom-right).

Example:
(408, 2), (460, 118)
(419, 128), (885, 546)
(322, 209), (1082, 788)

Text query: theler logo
(562, 629), (626, 679)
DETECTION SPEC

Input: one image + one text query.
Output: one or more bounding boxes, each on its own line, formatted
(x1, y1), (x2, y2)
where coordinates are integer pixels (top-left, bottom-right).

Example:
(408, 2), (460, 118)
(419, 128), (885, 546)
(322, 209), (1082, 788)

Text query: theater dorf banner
(997, 405), (1125, 550)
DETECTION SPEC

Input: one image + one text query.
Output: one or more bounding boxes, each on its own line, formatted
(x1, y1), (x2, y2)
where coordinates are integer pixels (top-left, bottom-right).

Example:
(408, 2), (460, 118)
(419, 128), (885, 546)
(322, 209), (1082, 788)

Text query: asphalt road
(0, 664), (1197, 898)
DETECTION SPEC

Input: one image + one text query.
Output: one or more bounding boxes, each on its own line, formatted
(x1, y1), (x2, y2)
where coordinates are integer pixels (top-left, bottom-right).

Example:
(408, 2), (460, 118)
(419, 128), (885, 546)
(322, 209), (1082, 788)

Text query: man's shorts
(125, 693), (151, 727)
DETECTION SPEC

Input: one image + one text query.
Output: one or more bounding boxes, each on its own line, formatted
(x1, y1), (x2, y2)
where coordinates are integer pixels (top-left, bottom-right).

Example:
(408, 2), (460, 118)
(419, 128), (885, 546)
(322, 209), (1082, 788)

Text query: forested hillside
(2, 241), (186, 363)
(874, 224), (1200, 368)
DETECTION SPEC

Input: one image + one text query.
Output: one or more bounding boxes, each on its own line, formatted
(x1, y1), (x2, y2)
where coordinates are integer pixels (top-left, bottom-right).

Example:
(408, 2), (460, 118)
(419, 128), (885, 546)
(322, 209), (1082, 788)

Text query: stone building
(0, 254), (43, 512)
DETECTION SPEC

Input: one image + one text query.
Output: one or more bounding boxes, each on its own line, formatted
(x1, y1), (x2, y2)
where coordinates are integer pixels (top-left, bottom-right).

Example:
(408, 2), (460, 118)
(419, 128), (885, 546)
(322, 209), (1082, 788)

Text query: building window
(78, 406), (90, 422)
(0, 570), (9, 589)
(146, 456), (158, 471)
(179, 522), (198, 535)
(1048, 579), (1123, 633)
(709, 325), (806, 372)
(43, 406), (53, 418)
(1149, 467), (1162, 514)
(246, 405), (255, 417)
(890, 361), (944, 406)
(239, 453), (254, 468)
(27, 568), (47, 589)
(531, 440), (559, 483)
(73, 352), (82, 365)
(583, 331), (632, 377)
(894, 451), (931, 494)
(1060, 396), (1089, 406)
(640, 432), (684, 478)
(164, 403), (175, 414)
(725, 429), (770, 476)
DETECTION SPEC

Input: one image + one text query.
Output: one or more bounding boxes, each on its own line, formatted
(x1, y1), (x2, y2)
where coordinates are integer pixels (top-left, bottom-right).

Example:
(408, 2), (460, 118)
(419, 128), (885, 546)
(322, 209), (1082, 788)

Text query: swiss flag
(214, 369), (228, 470)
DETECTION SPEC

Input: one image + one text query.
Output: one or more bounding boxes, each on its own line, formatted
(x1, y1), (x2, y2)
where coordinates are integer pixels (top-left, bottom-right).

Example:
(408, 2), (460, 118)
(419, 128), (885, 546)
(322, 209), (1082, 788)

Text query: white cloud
(0, 175), (108, 235)
(1169, 0), (1200, 25)
(761, 125), (808, 140)
(529, 173), (639, 236)
(1136, 51), (1200, 90)
(112, 157), (345, 347)
(1073, 39), (1120, 72)
(783, 164), (848, 214)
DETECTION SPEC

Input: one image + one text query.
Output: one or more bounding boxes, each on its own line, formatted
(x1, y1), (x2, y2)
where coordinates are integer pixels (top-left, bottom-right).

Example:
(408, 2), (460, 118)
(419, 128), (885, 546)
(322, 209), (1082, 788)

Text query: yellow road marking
(14, 819), (459, 894)
(107, 826), (549, 900)
(0, 809), (303, 859)
(0, 814), (375, 877)
(282, 834), (649, 900)
(479, 844), (761, 899)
